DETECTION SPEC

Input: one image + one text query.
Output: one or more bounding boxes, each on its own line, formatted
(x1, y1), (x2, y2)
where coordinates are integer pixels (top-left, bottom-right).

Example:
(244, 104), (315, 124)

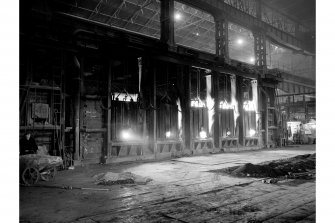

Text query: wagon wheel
(22, 167), (40, 186)
(40, 166), (57, 182)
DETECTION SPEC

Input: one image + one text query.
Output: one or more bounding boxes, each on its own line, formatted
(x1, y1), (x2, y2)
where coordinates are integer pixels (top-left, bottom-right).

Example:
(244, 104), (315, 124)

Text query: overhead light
(174, 12), (182, 21)
(237, 38), (244, 45)
(249, 57), (255, 63)
(196, 32), (200, 36)
(166, 131), (171, 138)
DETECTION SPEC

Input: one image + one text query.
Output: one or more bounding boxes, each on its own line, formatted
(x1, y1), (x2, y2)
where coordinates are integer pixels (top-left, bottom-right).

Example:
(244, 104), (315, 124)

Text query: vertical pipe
(237, 76), (245, 146)
(213, 71), (220, 148)
(61, 52), (65, 160)
(264, 94), (269, 147)
(178, 65), (191, 152)
(73, 56), (82, 162)
(106, 60), (112, 161)
(153, 63), (157, 157)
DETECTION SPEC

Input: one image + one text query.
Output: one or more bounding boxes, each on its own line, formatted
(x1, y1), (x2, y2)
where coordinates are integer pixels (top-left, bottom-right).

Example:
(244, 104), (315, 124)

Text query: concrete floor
(20, 145), (316, 223)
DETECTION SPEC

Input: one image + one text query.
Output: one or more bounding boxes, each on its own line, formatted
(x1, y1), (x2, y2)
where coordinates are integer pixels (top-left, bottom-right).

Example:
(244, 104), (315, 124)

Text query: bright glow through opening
(200, 130), (207, 139)
(249, 57), (255, 63)
(174, 12), (182, 21)
(249, 129), (256, 137)
(166, 131), (171, 138)
(121, 130), (131, 140)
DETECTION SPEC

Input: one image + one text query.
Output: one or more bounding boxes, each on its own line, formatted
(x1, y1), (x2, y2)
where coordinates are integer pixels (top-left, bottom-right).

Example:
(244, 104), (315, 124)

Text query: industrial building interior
(16, 0), (319, 222)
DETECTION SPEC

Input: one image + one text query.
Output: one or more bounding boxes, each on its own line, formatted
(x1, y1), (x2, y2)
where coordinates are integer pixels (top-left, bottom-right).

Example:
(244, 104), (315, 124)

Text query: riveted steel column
(215, 18), (229, 62)
(160, 0), (175, 46)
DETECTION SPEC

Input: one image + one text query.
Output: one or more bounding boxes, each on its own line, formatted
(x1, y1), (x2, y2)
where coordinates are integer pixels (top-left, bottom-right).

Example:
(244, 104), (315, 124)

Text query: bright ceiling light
(196, 32), (199, 36)
(249, 57), (255, 63)
(237, 38), (244, 45)
(166, 131), (171, 138)
(174, 12), (182, 21)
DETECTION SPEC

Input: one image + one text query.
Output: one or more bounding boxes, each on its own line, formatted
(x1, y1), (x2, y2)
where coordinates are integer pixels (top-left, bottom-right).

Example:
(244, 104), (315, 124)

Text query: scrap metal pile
(212, 153), (316, 180)
(93, 172), (153, 185)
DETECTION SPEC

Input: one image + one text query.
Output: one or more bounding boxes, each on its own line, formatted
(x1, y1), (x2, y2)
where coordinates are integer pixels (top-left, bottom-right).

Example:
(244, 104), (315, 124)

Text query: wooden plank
(263, 200), (315, 223)
(146, 182), (314, 223)
(205, 184), (315, 222)
(295, 213), (316, 223)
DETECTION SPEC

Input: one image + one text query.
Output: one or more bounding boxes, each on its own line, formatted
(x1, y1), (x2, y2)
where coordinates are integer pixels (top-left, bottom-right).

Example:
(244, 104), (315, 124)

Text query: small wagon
(20, 154), (63, 185)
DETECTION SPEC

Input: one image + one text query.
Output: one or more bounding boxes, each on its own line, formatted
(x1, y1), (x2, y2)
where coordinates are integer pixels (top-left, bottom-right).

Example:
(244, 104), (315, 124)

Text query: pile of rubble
(93, 172), (153, 185)
(213, 153), (316, 179)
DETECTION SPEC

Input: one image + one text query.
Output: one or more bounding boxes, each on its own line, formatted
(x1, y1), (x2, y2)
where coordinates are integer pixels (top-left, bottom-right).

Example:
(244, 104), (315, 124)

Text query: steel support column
(237, 76), (245, 146)
(140, 56), (157, 155)
(106, 60), (112, 162)
(254, 32), (267, 74)
(215, 19), (229, 62)
(73, 56), (82, 162)
(254, 0), (267, 74)
(160, 0), (175, 46)
(177, 64), (191, 152)
(212, 71), (220, 148)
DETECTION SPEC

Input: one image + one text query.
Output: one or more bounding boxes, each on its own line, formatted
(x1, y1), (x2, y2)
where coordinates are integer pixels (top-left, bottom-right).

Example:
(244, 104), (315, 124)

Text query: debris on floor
(211, 153), (315, 179)
(93, 172), (153, 185)
(262, 178), (279, 184)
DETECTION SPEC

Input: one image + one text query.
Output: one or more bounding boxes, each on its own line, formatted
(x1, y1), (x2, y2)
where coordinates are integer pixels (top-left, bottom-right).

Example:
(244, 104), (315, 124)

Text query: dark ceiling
(265, 0), (315, 31)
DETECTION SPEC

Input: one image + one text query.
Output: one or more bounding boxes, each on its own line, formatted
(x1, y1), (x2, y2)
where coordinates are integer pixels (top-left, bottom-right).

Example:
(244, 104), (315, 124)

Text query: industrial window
(222, 0), (257, 17)
(174, 2), (216, 54)
(266, 40), (315, 81)
(228, 23), (255, 64)
(59, 0), (161, 39)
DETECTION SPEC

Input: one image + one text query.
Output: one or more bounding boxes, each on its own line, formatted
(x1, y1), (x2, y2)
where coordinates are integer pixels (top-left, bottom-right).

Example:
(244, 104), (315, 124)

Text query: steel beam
(253, 32), (267, 73)
(160, 0), (175, 46)
(180, 0), (314, 54)
(215, 19), (229, 62)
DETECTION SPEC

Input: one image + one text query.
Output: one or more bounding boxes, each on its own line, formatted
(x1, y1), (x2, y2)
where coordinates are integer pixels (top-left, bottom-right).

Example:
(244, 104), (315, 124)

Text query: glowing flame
(206, 75), (215, 135)
(176, 98), (182, 139)
(218, 76), (239, 130)
(121, 129), (132, 140)
(243, 100), (256, 111)
(249, 129), (256, 137)
(243, 80), (258, 112)
(230, 76), (239, 129)
(112, 93), (138, 102)
(190, 99), (206, 107)
(200, 130), (207, 139)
